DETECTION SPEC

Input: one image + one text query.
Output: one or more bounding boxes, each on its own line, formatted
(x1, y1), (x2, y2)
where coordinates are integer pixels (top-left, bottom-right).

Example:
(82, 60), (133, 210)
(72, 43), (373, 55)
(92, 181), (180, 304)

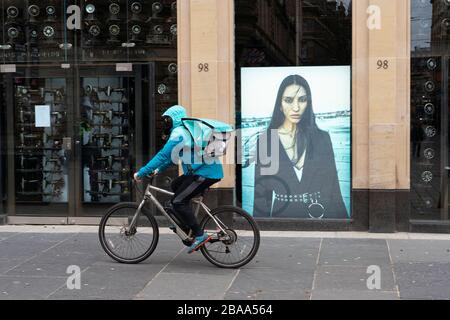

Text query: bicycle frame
(129, 182), (229, 242)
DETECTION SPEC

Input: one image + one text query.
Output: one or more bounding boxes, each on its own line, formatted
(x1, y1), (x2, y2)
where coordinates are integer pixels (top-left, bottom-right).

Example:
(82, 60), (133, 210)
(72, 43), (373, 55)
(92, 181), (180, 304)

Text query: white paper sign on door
(35, 105), (51, 128)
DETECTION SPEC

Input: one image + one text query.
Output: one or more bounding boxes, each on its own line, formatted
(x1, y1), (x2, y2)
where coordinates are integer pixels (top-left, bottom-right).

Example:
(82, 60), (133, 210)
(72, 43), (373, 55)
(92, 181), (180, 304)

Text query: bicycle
(98, 175), (260, 268)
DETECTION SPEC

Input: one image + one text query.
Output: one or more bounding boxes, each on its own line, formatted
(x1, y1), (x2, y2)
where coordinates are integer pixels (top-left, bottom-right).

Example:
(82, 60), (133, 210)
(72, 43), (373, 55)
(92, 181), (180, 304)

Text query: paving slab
(224, 269), (314, 300)
(311, 289), (399, 300)
(0, 233), (75, 274)
(97, 235), (183, 266)
(319, 239), (391, 267)
(6, 234), (183, 277)
(223, 238), (320, 300)
(48, 263), (167, 300)
(387, 240), (450, 263)
(313, 265), (396, 291)
(4, 251), (101, 278)
(162, 252), (238, 275)
(4, 234), (102, 277)
(0, 276), (65, 300)
(136, 271), (238, 300)
(0, 233), (18, 242)
(225, 291), (303, 300)
(394, 262), (450, 300)
(251, 238), (320, 271)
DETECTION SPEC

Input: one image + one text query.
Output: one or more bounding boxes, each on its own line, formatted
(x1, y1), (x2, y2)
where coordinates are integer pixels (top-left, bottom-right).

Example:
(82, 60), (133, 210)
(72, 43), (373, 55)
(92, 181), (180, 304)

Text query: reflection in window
(235, 0), (351, 68)
(412, 0), (450, 55)
(0, 1), (178, 64)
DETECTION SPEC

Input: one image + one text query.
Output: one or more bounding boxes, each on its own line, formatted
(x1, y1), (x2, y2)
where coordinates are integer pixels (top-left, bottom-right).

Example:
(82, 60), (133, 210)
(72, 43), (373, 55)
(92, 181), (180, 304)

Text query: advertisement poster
(241, 67), (351, 219)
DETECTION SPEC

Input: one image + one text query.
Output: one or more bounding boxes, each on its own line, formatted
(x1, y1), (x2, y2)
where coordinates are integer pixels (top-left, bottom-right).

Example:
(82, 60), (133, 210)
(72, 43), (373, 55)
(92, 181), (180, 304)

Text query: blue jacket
(137, 105), (224, 180)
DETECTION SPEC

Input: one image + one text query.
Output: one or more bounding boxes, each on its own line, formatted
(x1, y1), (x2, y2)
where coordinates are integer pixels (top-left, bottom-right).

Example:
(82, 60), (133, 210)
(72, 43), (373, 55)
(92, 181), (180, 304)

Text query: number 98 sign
(377, 60), (389, 70)
(198, 63), (209, 72)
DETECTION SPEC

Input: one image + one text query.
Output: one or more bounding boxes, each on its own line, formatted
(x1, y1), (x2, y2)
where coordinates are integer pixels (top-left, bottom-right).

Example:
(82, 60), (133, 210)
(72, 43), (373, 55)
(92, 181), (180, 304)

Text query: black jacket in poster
(252, 129), (348, 219)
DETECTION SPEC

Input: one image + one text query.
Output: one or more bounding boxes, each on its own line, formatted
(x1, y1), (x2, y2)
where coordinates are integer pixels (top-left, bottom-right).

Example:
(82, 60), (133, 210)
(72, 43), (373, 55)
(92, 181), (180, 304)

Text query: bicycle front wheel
(200, 206), (260, 269)
(99, 202), (159, 264)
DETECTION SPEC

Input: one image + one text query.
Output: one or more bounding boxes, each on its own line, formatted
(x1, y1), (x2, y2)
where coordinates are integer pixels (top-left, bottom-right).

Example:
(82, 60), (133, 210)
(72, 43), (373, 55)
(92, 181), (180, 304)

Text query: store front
(0, 0), (178, 223)
(1, 0), (450, 233)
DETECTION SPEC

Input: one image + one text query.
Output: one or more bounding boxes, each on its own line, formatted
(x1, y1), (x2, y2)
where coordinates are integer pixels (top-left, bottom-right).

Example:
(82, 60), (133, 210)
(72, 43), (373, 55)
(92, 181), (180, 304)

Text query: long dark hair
(268, 75), (319, 162)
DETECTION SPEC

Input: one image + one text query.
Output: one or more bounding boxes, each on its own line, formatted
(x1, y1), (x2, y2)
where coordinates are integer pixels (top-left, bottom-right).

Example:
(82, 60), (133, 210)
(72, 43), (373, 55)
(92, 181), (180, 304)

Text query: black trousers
(171, 175), (220, 237)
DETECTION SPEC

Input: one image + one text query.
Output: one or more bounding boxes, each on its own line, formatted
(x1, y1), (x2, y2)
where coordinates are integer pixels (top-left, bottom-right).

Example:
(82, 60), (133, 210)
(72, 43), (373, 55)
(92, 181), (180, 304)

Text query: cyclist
(134, 105), (223, 254)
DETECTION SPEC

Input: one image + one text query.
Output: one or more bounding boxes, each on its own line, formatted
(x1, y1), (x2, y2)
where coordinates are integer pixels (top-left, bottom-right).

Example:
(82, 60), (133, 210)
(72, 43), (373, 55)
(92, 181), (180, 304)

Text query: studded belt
(274, 191), (325, 219)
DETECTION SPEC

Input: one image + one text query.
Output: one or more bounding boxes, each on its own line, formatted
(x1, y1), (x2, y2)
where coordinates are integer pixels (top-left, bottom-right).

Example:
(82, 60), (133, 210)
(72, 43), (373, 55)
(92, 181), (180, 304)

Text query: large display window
(0, 1), (178, 218)
(240, 66), (351, 219)
(235, 0), (352, 220)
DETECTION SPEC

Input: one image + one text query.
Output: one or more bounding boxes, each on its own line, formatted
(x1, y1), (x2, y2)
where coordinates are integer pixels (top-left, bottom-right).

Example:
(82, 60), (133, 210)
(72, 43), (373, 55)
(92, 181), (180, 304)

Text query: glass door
(0, 0), (77, 219)
(74, 63), (152, 216)
(4, 66), (74, 216)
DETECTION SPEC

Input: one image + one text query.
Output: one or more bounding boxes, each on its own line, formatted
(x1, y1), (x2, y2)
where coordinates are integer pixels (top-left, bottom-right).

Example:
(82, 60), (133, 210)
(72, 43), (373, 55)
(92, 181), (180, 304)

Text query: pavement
(0, 225), (450, 300)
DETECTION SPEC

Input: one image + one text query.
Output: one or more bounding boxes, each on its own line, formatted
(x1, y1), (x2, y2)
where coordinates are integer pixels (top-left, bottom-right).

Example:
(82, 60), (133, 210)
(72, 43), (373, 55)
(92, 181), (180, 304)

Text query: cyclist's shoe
(187, 233), (212, 254)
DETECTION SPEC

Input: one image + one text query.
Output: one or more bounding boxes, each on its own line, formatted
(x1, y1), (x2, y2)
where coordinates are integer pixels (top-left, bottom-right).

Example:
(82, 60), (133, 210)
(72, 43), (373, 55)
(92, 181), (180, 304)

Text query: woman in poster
(252, 74), (348, 219)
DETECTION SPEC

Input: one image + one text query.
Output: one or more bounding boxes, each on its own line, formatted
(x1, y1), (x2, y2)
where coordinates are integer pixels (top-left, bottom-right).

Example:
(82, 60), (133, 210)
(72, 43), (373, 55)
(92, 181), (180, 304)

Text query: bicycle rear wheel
(99, 202), (159, 264)
(200, 206), (260, 268)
